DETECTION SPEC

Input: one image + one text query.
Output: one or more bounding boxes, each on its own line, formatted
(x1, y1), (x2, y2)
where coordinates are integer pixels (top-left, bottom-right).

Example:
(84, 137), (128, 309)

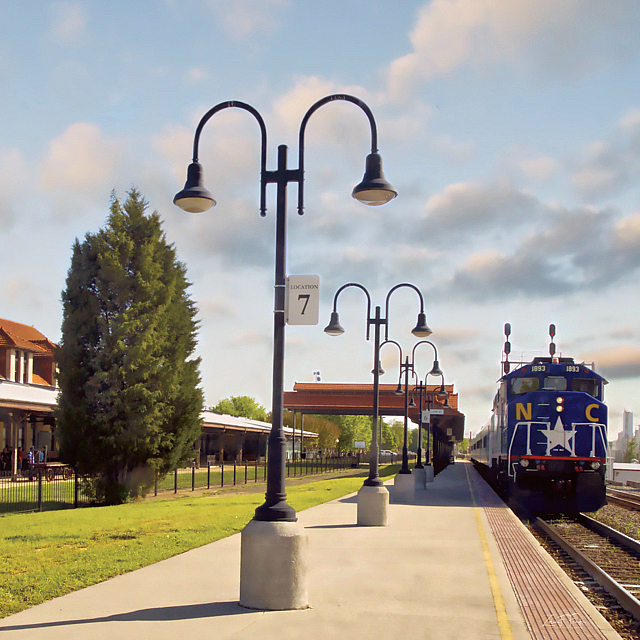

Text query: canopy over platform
(283, 382), (465, 444)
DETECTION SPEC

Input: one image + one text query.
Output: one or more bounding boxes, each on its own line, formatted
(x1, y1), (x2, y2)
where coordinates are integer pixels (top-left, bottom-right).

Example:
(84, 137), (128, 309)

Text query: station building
(0, 317), (317, 474)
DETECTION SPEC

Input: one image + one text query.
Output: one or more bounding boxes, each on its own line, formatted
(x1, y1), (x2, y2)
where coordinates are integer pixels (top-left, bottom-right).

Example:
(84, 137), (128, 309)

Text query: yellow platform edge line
(465, 465), (515, 640)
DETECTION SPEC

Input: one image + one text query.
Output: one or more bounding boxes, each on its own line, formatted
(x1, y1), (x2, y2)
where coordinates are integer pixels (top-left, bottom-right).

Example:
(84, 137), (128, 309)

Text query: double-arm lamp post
(378, 340), (441, 495)
(324, 283), (431, 523)
(174, 94), (397, 610)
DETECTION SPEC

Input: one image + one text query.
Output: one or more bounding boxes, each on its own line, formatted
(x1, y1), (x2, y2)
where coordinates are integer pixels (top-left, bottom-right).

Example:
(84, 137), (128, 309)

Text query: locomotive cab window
(510, 377), (539, 395)
(571, 378), (600, 398)
(543, 376), (567, 391)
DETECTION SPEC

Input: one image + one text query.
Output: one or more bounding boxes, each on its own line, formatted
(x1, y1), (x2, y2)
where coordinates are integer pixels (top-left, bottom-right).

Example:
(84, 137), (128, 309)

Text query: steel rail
(534, 516), (640, 621)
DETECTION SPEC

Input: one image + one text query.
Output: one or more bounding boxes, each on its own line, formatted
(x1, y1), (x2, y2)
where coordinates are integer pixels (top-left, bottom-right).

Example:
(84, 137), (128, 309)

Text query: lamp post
(174, 94), (397, 610)
(381, 339), (441, 494)
(324, 282), (431, 523)
(423, 374), (450, 476)
(410, 341), (442, 471)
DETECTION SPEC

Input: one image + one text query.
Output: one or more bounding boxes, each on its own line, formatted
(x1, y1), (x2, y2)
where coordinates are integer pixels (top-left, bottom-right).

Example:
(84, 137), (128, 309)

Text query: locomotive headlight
(591, 461), (601, 471)
(520, 458), (530, 468)
(557, 397), (564, 404)
(556, 405), (564, 412)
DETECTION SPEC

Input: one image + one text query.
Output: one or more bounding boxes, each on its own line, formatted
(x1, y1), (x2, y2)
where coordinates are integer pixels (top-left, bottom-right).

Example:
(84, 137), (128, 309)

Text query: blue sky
(2, 0), (640, 438)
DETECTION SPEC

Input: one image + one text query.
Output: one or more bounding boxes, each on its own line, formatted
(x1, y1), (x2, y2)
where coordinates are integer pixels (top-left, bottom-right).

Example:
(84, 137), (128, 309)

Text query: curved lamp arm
(384, 283), (431, 341)
(174, 101), (269, 216)
(412, 340), (442, 377)
(324, 282), (372, 340)
(297, 94), (380, 215)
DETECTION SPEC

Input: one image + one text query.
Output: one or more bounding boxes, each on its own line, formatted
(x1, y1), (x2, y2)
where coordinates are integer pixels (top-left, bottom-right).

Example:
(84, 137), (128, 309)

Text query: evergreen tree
(56, 190), (204, 503)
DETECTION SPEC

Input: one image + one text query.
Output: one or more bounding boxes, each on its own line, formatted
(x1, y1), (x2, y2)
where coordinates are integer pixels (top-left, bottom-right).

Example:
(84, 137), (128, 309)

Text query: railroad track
(534, 514), (640, 622)
(608, 488), (640, 511)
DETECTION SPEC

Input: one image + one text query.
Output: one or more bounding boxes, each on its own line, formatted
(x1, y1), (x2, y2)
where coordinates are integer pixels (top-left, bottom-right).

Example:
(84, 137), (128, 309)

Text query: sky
(2, 0), (640, 439)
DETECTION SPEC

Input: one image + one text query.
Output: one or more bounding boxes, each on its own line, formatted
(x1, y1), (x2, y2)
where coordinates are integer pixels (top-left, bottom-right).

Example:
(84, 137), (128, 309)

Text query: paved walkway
(0, 462), (621, 639)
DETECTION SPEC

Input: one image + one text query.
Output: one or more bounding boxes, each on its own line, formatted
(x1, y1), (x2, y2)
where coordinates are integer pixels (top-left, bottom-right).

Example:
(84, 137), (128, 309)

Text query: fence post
(155, 473), (158, 497)
(244, 461), (248, 484)
(37, 469), (43, 512)
(254, 457), (258, 483)
(192, 465), (195, 491)
(233, 459), (237, 485)
(74, 470), (79, 508)
(207, 462), (211, 489)
(221, 458), (224, 488)
(174, 468), (178, 494)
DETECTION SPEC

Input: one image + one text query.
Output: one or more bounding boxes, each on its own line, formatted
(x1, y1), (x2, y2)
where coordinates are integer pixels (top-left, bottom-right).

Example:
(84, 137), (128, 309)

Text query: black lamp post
(410, 340), (442, 469)
(382, 340), (441, 474)
(174, 95), (397, 525)
(324, 283), (431, 489)
(423, 374), (450, 467)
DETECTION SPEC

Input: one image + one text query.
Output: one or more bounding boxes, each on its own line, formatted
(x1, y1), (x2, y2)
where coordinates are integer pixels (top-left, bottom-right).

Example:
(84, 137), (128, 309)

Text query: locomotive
(470, 324), (607, 514)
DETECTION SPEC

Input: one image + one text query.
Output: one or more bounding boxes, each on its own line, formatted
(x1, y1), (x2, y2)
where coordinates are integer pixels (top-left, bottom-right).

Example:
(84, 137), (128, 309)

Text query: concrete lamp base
(425, 464), (434, 483)
(357, 484), (389, 526)
(392, 472), (415, 502)
(239, 519), (309, 610)
(412, 466), (427, 490)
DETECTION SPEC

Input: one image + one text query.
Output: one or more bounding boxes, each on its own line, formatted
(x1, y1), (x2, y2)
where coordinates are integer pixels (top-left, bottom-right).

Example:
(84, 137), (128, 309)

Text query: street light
(422, 373), (449, 473)
(381, 339), (442, 494)
(410, 340), (442, 471)
(324, 282), (431, 524)
(175, 94), (397, 611)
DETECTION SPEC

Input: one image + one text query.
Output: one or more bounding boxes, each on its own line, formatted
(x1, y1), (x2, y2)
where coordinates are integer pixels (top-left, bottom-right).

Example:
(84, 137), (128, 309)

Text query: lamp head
(411, 312), (432, 338)
(408, 396), (417, 408)
(394, 381), (404, 396)
(436, 385), (449, 400)
(173, 162), (216, 213)
(324, 311), (345, 336)
(351, 153), (398, 206)
(429, 360), (443, 377)
(371, 360), (385, 376)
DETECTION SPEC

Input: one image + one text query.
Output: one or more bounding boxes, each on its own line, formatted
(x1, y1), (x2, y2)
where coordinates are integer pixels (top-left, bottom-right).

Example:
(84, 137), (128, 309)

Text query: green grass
(0, 465), (399, 618)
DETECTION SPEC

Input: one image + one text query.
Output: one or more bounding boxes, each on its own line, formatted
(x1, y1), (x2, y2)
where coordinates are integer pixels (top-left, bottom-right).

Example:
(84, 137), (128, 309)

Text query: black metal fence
(0, 454), (366, 514)
(0, 469), (93, 515)
(154, 454), (362, 496)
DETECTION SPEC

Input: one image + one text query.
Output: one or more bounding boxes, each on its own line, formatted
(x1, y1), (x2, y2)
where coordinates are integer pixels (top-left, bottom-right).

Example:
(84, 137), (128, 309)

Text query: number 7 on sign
(285, 275), (320, 325)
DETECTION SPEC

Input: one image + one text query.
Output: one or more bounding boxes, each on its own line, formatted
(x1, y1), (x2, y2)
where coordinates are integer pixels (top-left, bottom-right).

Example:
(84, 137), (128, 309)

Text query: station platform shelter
(284, 382), (465, 473)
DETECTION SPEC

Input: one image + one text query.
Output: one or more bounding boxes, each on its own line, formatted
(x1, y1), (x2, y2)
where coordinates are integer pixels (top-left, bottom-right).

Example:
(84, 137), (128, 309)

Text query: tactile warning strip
(473, 474), (610, 640)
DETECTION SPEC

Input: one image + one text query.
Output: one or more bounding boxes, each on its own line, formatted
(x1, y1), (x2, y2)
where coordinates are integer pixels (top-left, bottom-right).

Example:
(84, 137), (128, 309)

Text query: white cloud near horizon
(386, 0), (640, 102)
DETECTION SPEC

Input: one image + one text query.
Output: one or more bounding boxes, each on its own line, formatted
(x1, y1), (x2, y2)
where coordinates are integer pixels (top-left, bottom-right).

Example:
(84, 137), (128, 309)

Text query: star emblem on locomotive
(540, 416), (576, 456)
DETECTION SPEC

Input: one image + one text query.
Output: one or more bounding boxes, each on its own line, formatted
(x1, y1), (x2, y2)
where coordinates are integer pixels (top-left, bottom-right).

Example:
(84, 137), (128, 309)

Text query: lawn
(0, 465), (399, 618)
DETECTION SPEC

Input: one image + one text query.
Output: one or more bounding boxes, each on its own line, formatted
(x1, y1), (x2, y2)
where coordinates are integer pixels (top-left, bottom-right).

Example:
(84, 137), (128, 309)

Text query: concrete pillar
(393, 472), (415, 502)
(412, 466), (427, 489)
(239, 519), (309, 610)
(357, 485), (389, 526)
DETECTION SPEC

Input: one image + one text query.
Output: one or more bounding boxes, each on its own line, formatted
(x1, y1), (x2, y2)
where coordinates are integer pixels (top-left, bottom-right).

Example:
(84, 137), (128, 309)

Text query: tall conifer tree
(56, 189), (203, 503)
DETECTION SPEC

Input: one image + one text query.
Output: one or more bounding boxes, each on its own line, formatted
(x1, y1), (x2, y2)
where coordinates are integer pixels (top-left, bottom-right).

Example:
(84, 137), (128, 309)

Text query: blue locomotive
(470, 324), (607, 513)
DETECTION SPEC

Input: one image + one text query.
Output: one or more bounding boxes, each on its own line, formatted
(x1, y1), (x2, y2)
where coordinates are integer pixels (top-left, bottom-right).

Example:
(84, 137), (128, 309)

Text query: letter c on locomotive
(585, 403), (599, 422)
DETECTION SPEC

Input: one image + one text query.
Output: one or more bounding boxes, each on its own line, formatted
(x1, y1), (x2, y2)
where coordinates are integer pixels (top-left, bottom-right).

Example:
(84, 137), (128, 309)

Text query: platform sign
(354, 440), (366, 449)
(285, 275), (319, 325)
(422, 409), (444, 421)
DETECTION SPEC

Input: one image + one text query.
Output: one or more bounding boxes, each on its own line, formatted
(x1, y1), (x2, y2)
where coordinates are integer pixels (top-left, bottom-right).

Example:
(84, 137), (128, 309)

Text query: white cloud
(49, 2), (88, 46)
(39, 122), (122, 195)
(386, 0), (640, 102)
(422, 179), (540, 238)
(271, 76), (372, 148)
(207, 0), (290, 41)
(519, 155), (559, 181)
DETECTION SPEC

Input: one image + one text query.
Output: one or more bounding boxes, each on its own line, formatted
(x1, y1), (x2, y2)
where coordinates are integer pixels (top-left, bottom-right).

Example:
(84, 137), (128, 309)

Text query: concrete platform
(0, 462), (623, 639)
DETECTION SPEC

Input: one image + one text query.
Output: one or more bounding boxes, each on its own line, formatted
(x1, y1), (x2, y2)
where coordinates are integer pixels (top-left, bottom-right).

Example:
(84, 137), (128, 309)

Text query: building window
(14, 350), (21, 383)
